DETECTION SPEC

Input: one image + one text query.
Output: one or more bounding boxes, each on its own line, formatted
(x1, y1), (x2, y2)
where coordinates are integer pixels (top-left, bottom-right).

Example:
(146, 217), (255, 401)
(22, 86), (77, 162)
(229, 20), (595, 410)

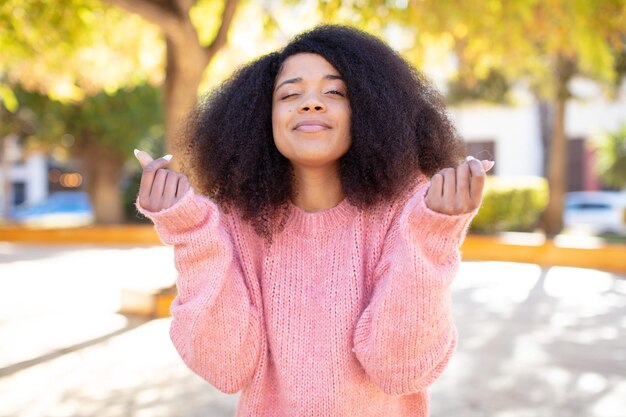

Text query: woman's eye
(280, 93), (298, 100)
(326, 90), (345, 96)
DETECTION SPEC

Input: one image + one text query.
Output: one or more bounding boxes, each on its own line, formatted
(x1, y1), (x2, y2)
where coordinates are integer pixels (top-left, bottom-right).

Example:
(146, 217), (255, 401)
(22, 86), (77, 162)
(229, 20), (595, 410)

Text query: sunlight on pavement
(0, 312), (129, 369)
(545, 267), (619, 317)
(591, 380), (626, 417)
(0, 245), (177, 319)
(0, 244), (177, 375)
(0, 244), (239, 417)
(0, 319), (238, 417)
(1, 246), (625, 417)
(455, 261), (543, 314)
(432, 261), (626, 417)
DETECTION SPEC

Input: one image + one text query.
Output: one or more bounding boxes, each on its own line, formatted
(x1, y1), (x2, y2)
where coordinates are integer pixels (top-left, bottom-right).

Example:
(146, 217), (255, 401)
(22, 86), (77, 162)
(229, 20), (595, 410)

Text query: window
(12, 182), (26, 206)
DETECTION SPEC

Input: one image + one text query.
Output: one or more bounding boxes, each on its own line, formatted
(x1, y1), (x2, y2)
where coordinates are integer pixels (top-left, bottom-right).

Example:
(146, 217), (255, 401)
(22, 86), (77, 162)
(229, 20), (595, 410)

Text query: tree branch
(101, 0), (182, 37)
(176, 0), (196, 16)
(205, 0), (240, 59)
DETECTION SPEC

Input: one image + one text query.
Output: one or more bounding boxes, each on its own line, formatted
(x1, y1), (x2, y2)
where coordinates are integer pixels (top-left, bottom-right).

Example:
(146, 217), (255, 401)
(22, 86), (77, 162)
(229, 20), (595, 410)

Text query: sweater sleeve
(352, 182), (476, 395)
(136, 187), (262, 394)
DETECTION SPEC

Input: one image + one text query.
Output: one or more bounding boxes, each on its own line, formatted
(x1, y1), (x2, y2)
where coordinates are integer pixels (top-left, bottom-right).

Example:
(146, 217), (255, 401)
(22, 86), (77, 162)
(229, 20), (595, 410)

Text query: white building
(0, 135), (48, 219)
(451, 79), (626, 190)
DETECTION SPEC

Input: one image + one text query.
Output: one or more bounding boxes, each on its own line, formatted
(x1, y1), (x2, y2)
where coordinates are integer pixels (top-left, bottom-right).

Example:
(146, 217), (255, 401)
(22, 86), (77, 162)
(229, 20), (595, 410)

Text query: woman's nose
(299, 94), (325, 112)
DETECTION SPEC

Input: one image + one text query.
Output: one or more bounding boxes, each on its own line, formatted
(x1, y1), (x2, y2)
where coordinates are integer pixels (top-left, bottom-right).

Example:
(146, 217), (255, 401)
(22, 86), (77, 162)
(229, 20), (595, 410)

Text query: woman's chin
(290, 156), (341, 170)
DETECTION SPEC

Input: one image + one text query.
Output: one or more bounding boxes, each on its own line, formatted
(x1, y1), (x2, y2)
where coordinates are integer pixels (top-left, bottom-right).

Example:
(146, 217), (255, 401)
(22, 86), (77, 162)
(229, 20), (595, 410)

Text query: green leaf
(0, 83), (18, 112)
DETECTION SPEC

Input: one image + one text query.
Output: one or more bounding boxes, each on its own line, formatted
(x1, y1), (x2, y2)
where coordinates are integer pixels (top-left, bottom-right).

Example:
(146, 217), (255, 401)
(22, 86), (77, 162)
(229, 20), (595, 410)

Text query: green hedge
(471, 176), (549, 233)
(122, 170), (151, 224)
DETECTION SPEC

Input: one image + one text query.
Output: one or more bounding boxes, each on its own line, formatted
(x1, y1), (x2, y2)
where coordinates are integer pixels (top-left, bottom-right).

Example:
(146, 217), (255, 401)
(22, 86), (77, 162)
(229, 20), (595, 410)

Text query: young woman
(135, 25), (494, 417)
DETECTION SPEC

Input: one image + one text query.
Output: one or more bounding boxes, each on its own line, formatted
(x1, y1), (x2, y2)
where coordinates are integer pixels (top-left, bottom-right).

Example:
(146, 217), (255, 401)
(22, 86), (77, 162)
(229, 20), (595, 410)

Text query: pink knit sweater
(137, 179), (476, 416)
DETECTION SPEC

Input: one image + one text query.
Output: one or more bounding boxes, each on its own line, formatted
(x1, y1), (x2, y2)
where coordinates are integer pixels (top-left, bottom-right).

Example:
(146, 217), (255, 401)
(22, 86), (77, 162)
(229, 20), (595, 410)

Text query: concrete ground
(0, 243), (624, 417)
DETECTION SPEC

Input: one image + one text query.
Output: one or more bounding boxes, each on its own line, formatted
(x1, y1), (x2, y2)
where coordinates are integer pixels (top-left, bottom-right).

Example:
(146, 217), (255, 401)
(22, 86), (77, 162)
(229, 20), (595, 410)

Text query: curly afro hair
(184, 24), (466, 241)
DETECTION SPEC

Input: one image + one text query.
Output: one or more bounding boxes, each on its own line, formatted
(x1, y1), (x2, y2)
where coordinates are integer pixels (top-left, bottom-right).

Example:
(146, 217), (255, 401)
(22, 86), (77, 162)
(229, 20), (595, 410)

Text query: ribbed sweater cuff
(135, 187), (214, 238)
(402, 183), (478, 255)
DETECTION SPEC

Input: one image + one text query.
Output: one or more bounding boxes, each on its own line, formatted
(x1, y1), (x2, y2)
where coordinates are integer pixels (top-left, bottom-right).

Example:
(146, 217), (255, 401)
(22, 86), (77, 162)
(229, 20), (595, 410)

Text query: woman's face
(272, 53), (351, 172)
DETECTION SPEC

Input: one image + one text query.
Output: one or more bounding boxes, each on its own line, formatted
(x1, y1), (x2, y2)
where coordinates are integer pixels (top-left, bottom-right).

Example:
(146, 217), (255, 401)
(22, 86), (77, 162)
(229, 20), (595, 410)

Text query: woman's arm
(134, 150), (262, 394)
(353, 156), (492, 395)
(352, 183), (475, 395)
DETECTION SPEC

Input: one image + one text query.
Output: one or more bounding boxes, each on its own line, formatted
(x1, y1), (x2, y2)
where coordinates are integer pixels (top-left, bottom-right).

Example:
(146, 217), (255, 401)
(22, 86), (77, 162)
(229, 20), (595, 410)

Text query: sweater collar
(285, 198), (358, 236)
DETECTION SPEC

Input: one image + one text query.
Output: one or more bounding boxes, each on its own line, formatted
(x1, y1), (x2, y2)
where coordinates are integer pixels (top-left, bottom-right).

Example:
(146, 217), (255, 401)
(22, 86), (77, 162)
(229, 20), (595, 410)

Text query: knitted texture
(136, 179), (477, 417)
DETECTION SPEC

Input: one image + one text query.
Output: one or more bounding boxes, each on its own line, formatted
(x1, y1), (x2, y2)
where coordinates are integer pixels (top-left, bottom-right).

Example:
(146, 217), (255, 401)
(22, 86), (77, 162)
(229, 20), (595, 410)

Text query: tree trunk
(542, 55), (576, 236)
(79, 140), (125, 224)
(96, 0), (240, 221)
(543, 96), (567, 235)
(101, 0), (240, 175)
(163, 34), (207, 169)
(92, 1), (213, 222)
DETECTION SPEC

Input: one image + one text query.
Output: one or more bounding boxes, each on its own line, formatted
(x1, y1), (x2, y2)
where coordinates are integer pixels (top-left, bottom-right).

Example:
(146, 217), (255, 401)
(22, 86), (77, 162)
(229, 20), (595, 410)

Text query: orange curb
(0, 224), (161, 245)
(462, 234), (626, 273)
(1, 225), (625, 273)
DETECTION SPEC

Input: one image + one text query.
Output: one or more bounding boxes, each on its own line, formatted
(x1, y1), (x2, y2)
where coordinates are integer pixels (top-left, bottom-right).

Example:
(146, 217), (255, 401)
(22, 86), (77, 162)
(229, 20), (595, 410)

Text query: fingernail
(484, 160), (495, 171)
(466, 155), (476, 161)
(134, 149), (140, 157)
(163, 154), (173, 161)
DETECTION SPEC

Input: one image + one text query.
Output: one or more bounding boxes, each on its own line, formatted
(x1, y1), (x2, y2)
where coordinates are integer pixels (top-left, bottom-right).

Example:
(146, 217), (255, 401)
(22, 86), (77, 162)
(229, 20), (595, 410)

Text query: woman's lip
(295, 124), (329, 132)
(294, 120), (330, 132)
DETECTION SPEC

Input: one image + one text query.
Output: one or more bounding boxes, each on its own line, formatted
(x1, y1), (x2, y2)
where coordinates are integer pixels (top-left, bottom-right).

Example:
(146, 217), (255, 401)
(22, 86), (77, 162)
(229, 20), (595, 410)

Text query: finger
(138, 155), (173, 208)
(162, 173), (180, 209)
(134, 149), (154, 169)
(426, 172), (444, 208)
(430, 173), (444, 196)
(149, 168), (169, 211)
(456, 161), (471, 199)
(468, 158), (486, 205)
(482, 160), (495, 172)
(176, 175), (190, 198)
(466, 156), (494, 172)
(442, 167), (456, 201)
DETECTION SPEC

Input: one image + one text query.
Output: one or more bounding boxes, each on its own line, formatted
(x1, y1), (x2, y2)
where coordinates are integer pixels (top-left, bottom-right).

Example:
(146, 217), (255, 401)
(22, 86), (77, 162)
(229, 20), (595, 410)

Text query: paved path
(1, 243), (624, 417)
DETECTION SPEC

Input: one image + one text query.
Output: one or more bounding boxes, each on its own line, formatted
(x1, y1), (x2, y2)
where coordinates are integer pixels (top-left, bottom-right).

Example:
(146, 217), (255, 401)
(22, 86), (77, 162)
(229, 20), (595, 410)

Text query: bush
(593, 124), (626, 190)
(121, 139), (164, 224)
(471, 176), (548, 233)
(122, 169), (150, 224)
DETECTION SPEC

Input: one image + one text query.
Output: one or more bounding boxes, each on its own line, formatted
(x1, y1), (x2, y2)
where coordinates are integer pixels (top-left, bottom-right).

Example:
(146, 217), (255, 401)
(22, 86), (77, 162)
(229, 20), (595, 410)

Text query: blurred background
(0, 1), (625, 416)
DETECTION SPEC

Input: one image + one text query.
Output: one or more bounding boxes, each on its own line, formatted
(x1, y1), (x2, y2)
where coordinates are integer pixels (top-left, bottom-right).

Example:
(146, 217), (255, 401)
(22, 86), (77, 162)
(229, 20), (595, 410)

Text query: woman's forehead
(276, 53), (342, 82)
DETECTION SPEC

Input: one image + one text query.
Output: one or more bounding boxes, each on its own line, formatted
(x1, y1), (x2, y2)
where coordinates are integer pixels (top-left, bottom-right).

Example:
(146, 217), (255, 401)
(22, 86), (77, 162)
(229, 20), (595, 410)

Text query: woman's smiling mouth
(294, 120), (331, 132)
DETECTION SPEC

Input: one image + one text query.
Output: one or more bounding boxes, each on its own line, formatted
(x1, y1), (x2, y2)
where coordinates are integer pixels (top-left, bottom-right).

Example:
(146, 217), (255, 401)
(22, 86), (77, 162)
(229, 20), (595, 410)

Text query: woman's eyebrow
(274, 74), (343, 91)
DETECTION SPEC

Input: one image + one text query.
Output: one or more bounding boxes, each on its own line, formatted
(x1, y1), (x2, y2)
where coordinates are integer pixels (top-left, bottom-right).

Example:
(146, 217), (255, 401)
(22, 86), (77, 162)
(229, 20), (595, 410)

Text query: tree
(311, 0), (626, 234)
(62, 85), (164, 223)
(101, 0), (240, 159)
(1, 0), (165, 222)
(4, 85), (163, 223)
(0, 0), (163, 101)
(0, 0), (242, 223)
(405, 0), (626, 235)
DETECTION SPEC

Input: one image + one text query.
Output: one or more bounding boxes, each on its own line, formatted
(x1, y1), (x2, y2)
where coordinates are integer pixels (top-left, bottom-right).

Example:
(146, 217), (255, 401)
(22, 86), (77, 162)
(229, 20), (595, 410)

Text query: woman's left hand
(425, 156), (495, 215)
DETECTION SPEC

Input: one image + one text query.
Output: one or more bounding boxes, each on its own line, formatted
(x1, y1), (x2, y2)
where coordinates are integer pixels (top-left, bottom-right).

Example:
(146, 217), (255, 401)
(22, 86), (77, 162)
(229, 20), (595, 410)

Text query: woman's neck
(291, 165), (344, 212)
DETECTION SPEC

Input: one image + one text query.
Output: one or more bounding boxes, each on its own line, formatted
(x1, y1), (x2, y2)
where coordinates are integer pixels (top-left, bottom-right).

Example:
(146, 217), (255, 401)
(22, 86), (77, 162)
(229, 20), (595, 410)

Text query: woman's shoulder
(363, 174), (429, 220)
(218, 205), (270, 271)
(219, 204), (258, 240)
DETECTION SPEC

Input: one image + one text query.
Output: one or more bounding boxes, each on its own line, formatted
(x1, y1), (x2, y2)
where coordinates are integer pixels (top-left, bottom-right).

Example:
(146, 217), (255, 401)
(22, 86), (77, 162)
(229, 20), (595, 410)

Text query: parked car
(12, 191), (94, 227)
(563, 191), (626, 235)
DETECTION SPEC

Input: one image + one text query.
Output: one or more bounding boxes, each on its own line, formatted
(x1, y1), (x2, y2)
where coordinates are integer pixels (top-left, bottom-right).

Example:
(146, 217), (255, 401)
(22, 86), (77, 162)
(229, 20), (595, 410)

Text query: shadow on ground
(1, 245), (624, 417)
(431, 262), (626, 417)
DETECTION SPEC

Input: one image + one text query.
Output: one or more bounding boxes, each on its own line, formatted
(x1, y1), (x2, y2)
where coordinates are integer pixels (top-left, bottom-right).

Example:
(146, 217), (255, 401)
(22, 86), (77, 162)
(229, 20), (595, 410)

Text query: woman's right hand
(134, 149), (191, 212)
